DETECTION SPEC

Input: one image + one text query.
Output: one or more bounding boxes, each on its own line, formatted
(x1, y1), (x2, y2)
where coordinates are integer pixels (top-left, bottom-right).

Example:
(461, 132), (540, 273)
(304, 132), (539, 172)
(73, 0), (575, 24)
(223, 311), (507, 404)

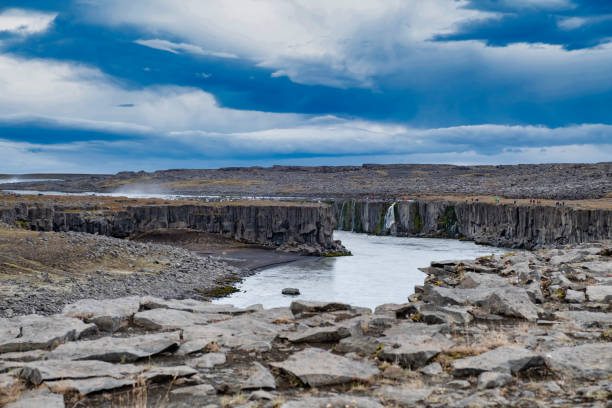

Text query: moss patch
(413, 205), (423, 233)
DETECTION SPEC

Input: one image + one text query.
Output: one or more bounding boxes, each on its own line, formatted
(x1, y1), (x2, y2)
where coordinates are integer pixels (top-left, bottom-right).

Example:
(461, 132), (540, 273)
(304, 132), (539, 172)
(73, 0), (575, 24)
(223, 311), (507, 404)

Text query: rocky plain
(0, 163), (611, 407)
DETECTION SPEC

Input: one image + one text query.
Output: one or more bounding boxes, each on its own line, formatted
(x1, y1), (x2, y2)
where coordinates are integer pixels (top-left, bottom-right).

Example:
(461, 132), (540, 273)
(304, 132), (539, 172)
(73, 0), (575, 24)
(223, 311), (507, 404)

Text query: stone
(419, 362), (443, 376)
(545, 343), (612, 379)
(586, 286), (612, 303)
(375, 385), (433, 405)
(13, 360), (142, 383)
(564, 289), (585, 303)
(423, 285), (539, 321)
(45, 377), (134, 395)
(133, 309), (228, 330)
(281, 396), (384, 408)
(290, 300), (351, 316)
(282, 288), (300, 295)
(377, 323), (453, 368)
(382, 364), (404, 379)
(0, 314), (96, 353)
(447, 379), (471, 389)
(458, 272), (511, 289)
(46, 331), (181, 362)
(0, 349), (47, 362)
(451, 346), (545, 376)
(140, 297), (248, 315)
(5, 388), (65, 408)
(554, 311), (612, 329)
(249, 390), (275, 400)
(281, 326), (351, 343)
(171, 383), (216, 397)
(240, 362), (276, 390)
(336, 336), (380, 355)
(477, 372), (513, 390)
(141, 365), (197, 382)
(187, 352), (226, 369)
(270, 348), (379, 387)
(62, 297), (140, 332)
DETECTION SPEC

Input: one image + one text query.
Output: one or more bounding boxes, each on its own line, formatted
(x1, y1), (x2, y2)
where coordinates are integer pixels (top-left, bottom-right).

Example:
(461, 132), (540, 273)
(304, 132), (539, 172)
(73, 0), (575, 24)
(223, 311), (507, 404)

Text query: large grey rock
(565, 289), (586, 303)
(171, 384), (216, 397)
(423, 285), (539, 321)
(62, 297), (140, 332)
(187, 352), (226, 369)
(46, 331), (181, 362)
(14, 360), (142, 383)
(140, 365), (197, 382)
(337, 336), (380, 355)
(182, 315), (281, 352)
(586, 286), (612, 303)
(240, 362), (276, 390)
(458, 272), (511, 289)
(377, 323), (453, 368)
(281, 396), (383, 408)
(545, 343), (612, 379)
(376, 385), (433, 404)
(290, 300), (351, 316)
(5, 388), (65, 408)
(45, 377), (134, 395)
(554, 311), (612, 328)
(0, 315), (96, 353)
(281, 326), (351, 343)
(477, 372), (513, 390)
(270, 348), (379, 386)
(133, 308), (228, 330)
(451, 346), (545, 376)
(140, 297), (252, 315)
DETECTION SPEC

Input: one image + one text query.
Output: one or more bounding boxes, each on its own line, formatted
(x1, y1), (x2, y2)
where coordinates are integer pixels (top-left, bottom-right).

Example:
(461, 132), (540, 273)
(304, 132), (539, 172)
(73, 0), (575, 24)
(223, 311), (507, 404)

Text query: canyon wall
(0, 201), (347, 255)
(333, 200), (612, 248)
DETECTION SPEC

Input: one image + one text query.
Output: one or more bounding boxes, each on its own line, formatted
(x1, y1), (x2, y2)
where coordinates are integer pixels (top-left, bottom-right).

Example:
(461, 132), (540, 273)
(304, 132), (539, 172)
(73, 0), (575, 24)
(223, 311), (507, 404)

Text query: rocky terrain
(0, 224), (246, 318)
(3, 162), (611, 200)
(1, 242), (610, 407)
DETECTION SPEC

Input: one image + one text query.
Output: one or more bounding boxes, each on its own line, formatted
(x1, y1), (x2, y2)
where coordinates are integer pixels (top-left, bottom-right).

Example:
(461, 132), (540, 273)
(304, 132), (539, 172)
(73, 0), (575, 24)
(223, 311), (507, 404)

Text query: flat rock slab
(423, 285), (539, 321)
(240, 362), (276, 390)
(140, 297), (258, 315)
(171, 383), (216, 397)
(545, 343), (612, 379)
(0, 315), (96, 353)
(451, 346), (545, 376)
(281, 326), (351, 343)
(554, 311), (612, 328)
(46, 376), (134, 396)
(62, 297), (140, 332)
(270, 348), (379, 387)
(46, 331), (181, 362)
(281, 396), (384, 408)
(133, 308), (229, 330)
(377, 323), (453, 368)
(5, 388), (65, 408)
(290, 300), (352, 316)
(376, 385), (433, 404)
(586, 286), (612, 303)
(13, 360), (142, 384)
(187, 352), (227, 369)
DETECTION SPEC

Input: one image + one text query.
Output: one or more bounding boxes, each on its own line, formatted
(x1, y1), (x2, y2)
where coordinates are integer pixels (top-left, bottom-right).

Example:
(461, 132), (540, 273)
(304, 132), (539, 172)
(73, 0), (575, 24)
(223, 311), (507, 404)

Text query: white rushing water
(0, 178), (63, 184)
(215, 230), (508, 310)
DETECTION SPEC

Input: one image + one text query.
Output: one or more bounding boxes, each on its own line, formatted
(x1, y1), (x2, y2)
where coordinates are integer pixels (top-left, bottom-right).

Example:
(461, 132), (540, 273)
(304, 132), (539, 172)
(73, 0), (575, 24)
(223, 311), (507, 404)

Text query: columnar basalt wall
(333, 200), (612, 249)
(0, 201), (346, 254)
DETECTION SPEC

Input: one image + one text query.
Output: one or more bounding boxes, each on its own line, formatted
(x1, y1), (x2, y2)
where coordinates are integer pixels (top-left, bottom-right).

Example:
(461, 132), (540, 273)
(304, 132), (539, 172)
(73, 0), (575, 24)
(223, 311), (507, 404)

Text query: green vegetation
(374, 205), (387, 235)
(437, 205), (457, 236)
(14, 220), (29, 229)
(354, 201), (363, 232)
(205, 285), (240, 298)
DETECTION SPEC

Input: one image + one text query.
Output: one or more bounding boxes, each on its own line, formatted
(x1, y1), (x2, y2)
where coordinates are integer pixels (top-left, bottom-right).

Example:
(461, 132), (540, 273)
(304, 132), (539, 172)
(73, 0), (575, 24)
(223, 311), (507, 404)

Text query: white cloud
(0, 8), (57, 35)
(134, 39), (238, 59)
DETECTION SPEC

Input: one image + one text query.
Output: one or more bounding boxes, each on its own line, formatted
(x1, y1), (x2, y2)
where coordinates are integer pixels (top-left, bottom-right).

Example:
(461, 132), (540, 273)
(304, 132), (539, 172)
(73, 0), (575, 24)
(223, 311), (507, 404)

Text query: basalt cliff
(334, 199), (612, 249)
(0, 195), (347, 256)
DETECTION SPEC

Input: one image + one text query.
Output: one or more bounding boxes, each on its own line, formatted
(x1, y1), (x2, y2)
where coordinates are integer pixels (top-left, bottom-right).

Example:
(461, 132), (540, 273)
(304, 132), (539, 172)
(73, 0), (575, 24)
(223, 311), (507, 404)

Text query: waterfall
(384, 202), (396, 231)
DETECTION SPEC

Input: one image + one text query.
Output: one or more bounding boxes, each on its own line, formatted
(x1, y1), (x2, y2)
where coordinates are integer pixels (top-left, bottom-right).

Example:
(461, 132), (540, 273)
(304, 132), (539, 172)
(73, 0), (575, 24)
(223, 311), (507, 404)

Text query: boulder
(282, 288), (300, 296)
(133, 309), (228, 330)
(554, 311), (612, 329)
(290, 301), (352, 316)
(62, 297), (140, 332)
(187, 352), (226, 369)
(240, 362), (276, 390)
(270, 348), (379, 387)
(477, 372), (513, 390)
(451, 346), (545, 376)
(545, 343), (612, 379)
(0, 315), (96, 353)
(586, 286), (612, 303)
(377, 323), (453, 368)
(564, 289), (586, 303)
(46, 331), (181, 362)
(281, 326), (351, 343)
(375, 385), (433, 404)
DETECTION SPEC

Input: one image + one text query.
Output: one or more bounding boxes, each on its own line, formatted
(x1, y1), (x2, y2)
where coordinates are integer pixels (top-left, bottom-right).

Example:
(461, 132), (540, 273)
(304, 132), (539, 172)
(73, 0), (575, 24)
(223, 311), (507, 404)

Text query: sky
(0, 0), (611, 173)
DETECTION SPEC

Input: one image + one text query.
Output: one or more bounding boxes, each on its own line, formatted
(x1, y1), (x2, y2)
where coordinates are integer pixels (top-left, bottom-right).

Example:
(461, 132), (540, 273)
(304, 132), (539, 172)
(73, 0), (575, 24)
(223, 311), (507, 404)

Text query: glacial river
(216, 231), (508, 310)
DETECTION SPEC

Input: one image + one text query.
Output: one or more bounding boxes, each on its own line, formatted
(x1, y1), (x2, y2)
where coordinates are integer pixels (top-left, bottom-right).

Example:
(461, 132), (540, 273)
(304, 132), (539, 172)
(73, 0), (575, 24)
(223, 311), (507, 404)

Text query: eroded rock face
(62, 297), (140, 332)
(270, 348), (379, 386)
